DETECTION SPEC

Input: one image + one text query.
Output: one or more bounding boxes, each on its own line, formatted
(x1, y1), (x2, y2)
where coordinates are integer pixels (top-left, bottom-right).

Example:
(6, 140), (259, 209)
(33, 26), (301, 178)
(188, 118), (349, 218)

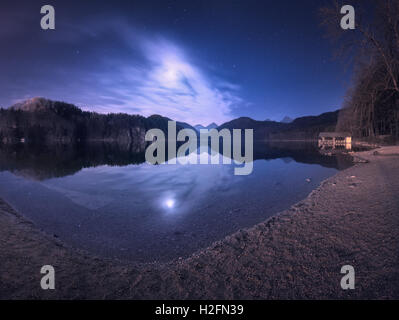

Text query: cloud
(0, 13), (245, 125)
(90, 37), (242, 125)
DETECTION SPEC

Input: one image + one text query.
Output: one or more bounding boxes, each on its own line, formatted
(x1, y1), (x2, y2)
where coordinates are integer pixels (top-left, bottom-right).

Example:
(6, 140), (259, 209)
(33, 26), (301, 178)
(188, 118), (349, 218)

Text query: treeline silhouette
(0, 141), (353, 181)
(218, 110), (339, 140)
(1, 97), (342, 145)
(0, 97), (193, 147)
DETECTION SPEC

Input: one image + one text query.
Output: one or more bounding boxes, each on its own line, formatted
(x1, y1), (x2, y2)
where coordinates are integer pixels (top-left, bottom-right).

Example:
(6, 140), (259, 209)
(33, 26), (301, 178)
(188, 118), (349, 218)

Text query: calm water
(0, 142), (353, 262)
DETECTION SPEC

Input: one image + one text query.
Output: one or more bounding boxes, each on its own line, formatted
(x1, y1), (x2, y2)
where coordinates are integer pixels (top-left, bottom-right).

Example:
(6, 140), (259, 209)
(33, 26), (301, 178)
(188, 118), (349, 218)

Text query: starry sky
(0, 0), (350, 126)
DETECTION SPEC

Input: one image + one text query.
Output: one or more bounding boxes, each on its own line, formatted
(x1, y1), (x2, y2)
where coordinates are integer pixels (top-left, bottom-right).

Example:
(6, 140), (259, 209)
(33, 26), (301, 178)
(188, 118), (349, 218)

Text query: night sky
(0, 0), (350, 126)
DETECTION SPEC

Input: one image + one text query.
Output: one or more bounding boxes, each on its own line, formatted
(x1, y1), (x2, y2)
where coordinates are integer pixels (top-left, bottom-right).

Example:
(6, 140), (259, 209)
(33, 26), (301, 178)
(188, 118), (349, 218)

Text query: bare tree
(320, 0), (399, 140)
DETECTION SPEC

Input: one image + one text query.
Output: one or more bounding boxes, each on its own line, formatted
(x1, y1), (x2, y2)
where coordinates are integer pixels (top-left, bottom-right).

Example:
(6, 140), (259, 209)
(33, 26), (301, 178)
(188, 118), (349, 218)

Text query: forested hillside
(218, 110), (339, 140)
(0, 98), (193, 148)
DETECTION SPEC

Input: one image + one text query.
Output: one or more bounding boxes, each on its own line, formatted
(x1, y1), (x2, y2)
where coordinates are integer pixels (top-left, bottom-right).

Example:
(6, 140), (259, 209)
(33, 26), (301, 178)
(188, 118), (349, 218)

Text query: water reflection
(0, 141), (353, 181)
(0, 141), (354, 262)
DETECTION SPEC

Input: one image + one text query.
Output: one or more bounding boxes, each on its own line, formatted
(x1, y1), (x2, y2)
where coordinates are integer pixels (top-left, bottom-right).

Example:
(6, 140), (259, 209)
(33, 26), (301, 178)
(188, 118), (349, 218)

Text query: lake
(0, 141), (353, 262)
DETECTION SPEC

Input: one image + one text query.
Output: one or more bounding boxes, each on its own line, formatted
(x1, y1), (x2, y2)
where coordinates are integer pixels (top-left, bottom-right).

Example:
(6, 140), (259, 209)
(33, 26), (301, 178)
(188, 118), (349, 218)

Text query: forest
(0, 97), (341, 145)
(0, 97), (192, 149)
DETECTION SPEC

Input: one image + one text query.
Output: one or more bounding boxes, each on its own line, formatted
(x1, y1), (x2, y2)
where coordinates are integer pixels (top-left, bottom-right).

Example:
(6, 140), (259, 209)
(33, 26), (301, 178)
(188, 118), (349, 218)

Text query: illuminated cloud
(93, 38), (242, 125)
(0, 12), (244, 125)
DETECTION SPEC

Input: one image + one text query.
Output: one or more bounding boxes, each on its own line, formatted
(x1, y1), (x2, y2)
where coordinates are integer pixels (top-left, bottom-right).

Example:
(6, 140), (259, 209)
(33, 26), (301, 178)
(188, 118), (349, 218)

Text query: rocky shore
(1, 147), (399, 299)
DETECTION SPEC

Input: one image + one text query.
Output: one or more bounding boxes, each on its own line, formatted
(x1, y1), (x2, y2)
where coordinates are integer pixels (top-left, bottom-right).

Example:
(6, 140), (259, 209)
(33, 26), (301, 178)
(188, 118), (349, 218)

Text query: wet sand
(1, 146), (399, 299)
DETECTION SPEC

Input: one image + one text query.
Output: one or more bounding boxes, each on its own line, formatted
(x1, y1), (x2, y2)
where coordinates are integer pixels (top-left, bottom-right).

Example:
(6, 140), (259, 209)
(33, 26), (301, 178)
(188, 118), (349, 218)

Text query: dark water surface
(0, 142), (353, 262)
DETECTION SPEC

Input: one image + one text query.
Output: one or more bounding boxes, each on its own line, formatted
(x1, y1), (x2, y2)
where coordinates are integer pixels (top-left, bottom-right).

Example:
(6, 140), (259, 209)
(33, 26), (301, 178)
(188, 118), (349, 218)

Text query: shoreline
(1, 147), (399, 299)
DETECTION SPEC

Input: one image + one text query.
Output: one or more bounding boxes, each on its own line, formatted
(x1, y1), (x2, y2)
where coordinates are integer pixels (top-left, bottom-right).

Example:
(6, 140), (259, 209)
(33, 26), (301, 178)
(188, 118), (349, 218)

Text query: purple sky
(0, 0), (349, 125)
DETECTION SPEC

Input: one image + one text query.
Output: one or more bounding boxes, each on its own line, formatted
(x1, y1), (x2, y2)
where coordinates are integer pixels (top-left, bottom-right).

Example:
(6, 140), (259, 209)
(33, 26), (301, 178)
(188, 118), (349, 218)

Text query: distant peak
(194, 123), (218, 131)
(206, 122), (218, 129)
(9, 97), (82, 115)
(236, 116), (254, 121)
(281, 116), (293, 123)
(10, 97), (52, 111)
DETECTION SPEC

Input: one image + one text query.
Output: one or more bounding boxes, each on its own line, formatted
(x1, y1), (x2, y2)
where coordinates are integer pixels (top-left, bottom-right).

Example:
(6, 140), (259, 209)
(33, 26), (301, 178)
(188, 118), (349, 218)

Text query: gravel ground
(1, 146), (399, 299)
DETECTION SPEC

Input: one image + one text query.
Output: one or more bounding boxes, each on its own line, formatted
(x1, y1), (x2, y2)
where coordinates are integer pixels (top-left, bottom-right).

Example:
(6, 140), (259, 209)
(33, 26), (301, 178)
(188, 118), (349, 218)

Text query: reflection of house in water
(318, 132), (352, 151)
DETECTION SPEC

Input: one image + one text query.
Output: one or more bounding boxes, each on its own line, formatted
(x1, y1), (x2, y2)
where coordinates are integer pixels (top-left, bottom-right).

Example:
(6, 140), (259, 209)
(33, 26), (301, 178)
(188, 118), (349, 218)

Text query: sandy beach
(1, 146), (399, 299)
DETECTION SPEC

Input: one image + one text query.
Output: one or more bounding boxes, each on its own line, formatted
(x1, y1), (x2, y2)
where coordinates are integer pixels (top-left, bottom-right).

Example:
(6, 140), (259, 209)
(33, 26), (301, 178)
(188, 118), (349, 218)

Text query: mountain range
(194, 123), (218, 131)
(0, 97), (338, 144)
(219, 110), (338, 140)
(0, 98), (195, 149)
